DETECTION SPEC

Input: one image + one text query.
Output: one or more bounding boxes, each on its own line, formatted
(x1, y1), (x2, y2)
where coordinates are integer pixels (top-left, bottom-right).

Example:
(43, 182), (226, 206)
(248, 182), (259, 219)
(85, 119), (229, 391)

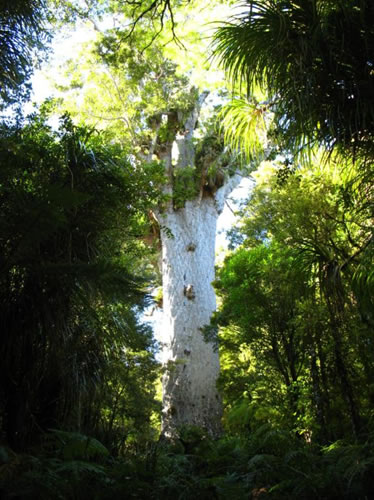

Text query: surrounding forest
(0, 1), (373, 498)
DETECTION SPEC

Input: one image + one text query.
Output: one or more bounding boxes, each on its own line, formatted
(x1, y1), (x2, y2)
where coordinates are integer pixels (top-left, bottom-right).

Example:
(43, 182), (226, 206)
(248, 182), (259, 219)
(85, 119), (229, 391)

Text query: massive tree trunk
(152, 91), (239, 437)
(159, 197), (222, 437)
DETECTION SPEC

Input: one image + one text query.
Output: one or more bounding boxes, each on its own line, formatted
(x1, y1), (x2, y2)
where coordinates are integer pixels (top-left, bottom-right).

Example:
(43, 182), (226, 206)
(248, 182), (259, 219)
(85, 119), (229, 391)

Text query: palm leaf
(218, 96), (268, 162)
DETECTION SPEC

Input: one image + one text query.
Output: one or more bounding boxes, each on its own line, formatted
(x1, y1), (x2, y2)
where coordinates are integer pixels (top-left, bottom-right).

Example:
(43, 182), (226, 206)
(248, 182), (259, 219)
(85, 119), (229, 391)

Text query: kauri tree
(52, 1), (244, 437)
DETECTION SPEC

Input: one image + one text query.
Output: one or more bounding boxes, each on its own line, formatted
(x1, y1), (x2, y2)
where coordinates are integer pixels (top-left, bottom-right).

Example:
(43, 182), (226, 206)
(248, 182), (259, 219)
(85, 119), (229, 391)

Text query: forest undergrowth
(2, 423), (374, 499)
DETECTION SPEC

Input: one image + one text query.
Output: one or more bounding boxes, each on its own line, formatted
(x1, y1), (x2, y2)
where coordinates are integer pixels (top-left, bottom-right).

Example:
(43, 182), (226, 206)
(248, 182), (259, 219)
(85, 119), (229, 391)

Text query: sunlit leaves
(218, 96), (268, 162)
(215, 155), (373, 440)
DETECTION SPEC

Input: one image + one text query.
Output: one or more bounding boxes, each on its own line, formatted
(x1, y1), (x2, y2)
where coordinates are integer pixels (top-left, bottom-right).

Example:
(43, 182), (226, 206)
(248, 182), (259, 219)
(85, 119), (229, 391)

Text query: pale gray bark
(153, 91), (240, 437)
(159, 198), (221, 437)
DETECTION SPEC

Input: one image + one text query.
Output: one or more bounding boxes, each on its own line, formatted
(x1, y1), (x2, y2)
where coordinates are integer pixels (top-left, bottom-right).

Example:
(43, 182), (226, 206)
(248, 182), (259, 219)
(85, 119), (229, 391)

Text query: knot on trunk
(184, 284), (195, 300)
(186, 243), (196, 252)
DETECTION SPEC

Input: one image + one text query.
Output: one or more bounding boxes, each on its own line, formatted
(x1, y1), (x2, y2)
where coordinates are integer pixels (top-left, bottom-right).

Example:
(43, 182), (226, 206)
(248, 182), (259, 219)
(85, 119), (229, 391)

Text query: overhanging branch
(121, 0), (191, 46)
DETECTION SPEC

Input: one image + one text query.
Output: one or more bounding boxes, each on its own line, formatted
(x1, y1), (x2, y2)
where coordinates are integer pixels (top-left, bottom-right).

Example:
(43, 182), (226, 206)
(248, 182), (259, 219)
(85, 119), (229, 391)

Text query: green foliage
(218, 95), (268, 162)
(0, 0), (50, 107)
(195, 133), (228, 174)
(1, 3), (373, 498)
(46, 429), (110, 460)
(214, 158), (373, 443)
(2, 425), (374, 499)
(48, 0), (238, 211)
(214, 242), (313, 434)
(0, 110), (161, 450)
(172, 165), (199, 208)
(57, 28), (194, 147)
(214, 0), (374, 161)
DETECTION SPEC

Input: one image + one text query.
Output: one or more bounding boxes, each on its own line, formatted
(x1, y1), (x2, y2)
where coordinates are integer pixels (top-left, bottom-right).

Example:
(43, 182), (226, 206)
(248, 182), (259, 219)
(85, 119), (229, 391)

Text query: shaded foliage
(0, 111), (161, 450)
(2, 425), (374, 499)
(0, 0), (50, 107)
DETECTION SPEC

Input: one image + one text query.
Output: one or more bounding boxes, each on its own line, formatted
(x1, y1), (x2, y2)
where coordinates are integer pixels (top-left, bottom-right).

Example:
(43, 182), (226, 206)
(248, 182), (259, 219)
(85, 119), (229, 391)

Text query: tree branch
(120, 0), (189, 47)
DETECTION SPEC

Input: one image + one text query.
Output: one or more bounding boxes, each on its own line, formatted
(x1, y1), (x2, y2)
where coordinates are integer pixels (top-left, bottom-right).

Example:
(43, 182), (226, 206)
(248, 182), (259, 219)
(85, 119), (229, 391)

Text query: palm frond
(213, 0), (374, 159)
(218, 96), (268, 162)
